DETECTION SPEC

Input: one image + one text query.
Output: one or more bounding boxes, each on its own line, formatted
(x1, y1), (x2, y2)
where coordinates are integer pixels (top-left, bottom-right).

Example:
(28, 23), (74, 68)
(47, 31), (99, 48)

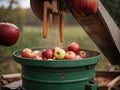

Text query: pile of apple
(20, 42), (87, 60)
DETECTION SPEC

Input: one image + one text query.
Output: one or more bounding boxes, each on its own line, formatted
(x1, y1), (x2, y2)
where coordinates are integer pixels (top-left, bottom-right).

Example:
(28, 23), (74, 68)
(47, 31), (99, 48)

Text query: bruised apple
(0, 22), (20, 47)
(72, 0), (99, 16)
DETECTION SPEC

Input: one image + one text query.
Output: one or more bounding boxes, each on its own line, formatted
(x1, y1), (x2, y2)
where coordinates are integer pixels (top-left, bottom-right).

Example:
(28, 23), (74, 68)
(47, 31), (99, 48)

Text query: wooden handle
(43, 1), (48, 38)
(46, 11), (50, 37)
(52, 0), (58, 13)
(52, 0), (58, 25)
(59, 11), (64, 43)
(52, 14), (58, 25)
(43, 1), (52, 38)
(43, 0), (64, 43)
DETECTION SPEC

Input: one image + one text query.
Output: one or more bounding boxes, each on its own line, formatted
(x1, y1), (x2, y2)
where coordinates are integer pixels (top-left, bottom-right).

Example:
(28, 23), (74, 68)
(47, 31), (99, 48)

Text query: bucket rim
(13, 48), (102, 67)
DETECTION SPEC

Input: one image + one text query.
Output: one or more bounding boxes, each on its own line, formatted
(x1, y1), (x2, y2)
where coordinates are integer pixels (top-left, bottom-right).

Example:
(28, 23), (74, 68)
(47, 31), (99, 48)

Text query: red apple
(65, 51), (76, 60)
(52, 47), (57, 53)
(33, 50), (42, 57)
(42, 49), (54, 59)
(76, 55), (83, 60)
(72, 0), (99, 16)
(67, 42), (80, 53)
(21, 49), (43, 60)
(0, 22), (20, 47)
(79, 50), (87, 58)
(21, 48), (35, 58)
(32, 50), (43, 60)
(32, 55), (42, 60)
(54, 47), (66, 60)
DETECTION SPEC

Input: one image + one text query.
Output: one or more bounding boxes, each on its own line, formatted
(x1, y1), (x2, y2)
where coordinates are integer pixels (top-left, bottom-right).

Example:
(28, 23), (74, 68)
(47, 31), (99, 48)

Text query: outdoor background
(0, 0), (120, 74)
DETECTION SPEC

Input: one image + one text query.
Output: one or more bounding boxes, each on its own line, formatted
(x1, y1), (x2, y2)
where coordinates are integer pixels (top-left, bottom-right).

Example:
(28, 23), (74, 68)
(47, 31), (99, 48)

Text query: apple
(32, 50), (43, 60)
(72, 0), (99, 16)
(65, 51), (76, 60)
(54, 47), (66, 60)
(20, 42), (87, 60)
(21, 49), (43, 60)
(0, 22), (20, 47)
(48, 59), (54, 60)
(79, 50), (87, 58)
(21, 48), (35, 58)
(76, 55), (83, 60)
(33, 50), (42, 57)
(67, 42), (80, 53)
(31, 55), (42, 60)
(42, 49), (54, 59)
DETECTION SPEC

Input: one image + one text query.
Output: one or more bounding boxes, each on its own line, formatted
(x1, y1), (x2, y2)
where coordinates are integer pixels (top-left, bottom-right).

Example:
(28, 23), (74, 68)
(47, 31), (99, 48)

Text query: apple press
(9, 0), (120, 90)
(30, 0), (120, 65)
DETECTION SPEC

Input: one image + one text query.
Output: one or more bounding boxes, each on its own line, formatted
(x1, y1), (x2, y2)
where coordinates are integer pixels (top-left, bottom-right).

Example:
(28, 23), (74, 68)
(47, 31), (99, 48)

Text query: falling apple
(0, 22), (20, 47)
(72, 0), (99, 16)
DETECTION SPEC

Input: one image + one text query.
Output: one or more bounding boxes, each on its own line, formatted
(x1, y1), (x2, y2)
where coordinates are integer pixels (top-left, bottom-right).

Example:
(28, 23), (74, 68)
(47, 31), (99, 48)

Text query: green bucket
(13, 48), (101, 90)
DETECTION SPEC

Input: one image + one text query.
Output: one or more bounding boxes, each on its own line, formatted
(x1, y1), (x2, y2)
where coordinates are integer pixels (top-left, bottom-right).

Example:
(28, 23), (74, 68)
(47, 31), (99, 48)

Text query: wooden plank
(1, 73), (21, 80)
(95, 70), (120, 78)
(98, 2), (120, 52)
(1, 80), (22, 90)
(107, 75), (120, 87)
